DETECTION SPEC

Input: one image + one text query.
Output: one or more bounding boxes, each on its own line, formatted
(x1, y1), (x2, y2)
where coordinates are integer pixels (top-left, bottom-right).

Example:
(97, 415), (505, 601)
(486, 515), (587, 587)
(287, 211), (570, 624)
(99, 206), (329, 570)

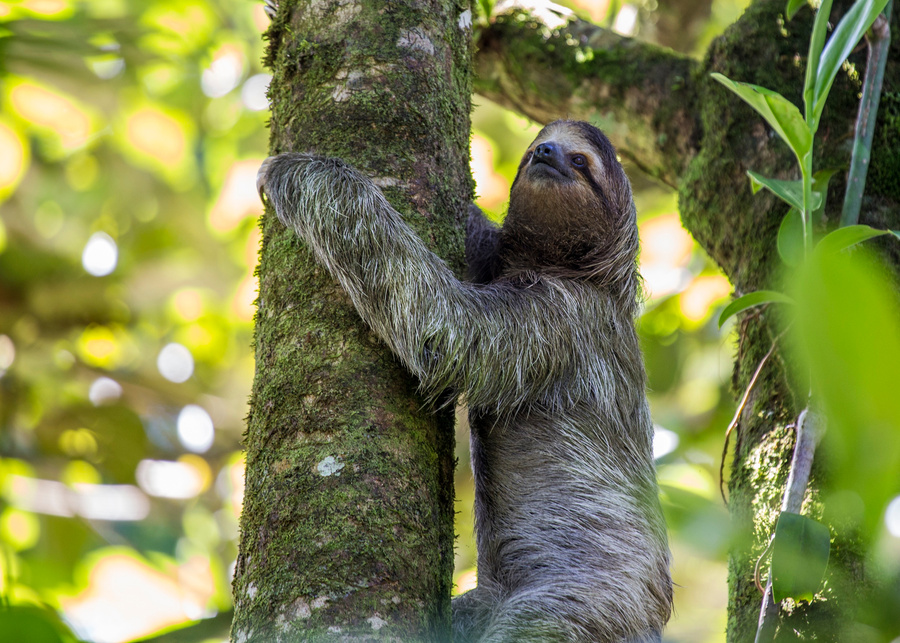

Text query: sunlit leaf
(771, 512), (831, 603)
(786, 0), (807, 20)
(747, 171), (821, 211)
(718, 290), (795, 328)
(811, 0), (890, 127)
(0, 117), (30, 199)
(711, 73), (812, 165)
(116, 101), (196, 188)
(815, 224), (888, 255)
(777, 208), (804, 267)
(6, 79), (99, 154)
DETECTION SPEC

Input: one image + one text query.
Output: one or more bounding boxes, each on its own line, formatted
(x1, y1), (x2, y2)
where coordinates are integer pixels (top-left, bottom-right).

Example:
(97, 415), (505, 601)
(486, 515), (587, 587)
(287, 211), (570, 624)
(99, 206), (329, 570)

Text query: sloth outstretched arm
(257, 153), (622, 414)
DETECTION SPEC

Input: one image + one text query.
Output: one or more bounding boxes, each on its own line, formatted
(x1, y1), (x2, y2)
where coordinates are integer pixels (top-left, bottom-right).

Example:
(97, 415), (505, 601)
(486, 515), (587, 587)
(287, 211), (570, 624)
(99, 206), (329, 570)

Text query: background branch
(474, 7), (700, 187)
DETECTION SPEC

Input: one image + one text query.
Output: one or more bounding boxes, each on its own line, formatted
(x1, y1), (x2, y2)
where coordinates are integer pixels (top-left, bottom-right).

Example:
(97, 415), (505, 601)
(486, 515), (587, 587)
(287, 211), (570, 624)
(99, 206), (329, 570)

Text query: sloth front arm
(258, 154), (617, 412)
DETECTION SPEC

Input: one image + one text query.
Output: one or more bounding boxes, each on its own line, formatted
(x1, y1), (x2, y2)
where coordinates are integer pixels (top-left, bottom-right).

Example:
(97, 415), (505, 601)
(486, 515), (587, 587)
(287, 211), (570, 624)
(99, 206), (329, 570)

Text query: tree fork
(232, 1), (473, 640)
(473, 6), (700, 188)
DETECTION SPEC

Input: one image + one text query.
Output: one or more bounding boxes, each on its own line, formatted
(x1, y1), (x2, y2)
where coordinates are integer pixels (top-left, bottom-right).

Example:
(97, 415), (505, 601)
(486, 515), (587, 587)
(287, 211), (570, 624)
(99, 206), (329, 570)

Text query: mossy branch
(473, 8), (700, 187)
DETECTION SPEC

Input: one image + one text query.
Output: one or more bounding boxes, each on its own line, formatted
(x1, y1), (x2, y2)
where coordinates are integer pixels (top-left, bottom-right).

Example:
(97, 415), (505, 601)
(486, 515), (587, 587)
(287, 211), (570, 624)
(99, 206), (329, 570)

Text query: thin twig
(754, 536), (775, 594)
(719, 330), (786, 505)
(841, 1), (893, 226)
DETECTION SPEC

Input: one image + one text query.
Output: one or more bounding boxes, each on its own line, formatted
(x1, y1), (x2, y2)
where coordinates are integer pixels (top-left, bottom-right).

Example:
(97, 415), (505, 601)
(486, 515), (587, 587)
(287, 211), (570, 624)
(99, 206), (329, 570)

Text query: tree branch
(473, 4), (701, 188)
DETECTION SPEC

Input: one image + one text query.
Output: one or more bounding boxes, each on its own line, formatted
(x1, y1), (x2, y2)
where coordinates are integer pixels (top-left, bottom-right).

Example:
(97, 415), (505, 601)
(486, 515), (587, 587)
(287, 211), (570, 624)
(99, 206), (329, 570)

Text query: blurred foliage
(0, 0), (267, 640)
(0, 1), (774, 642)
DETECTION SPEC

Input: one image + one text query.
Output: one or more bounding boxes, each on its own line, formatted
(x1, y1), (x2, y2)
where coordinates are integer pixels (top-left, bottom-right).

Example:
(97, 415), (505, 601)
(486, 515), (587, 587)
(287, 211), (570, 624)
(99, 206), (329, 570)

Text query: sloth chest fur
(467, 403), (665, 600)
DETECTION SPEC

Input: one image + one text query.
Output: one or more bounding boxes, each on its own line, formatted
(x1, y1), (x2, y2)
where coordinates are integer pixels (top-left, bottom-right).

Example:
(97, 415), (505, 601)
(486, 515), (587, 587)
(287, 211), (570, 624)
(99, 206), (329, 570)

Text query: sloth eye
(571, 155), (586, 167)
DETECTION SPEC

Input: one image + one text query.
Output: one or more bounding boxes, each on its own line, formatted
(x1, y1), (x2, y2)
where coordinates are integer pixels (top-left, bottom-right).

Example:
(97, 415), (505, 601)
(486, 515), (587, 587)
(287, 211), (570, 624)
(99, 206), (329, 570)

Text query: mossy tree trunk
(232, 1), (473, 641)
(474, 1), (899, 641)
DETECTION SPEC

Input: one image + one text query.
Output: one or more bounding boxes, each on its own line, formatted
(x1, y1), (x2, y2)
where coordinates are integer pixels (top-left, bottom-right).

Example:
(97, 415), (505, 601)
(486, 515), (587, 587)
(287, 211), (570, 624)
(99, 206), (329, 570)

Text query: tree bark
(474, 1), (899, 641)
(232, 1), (473, 641)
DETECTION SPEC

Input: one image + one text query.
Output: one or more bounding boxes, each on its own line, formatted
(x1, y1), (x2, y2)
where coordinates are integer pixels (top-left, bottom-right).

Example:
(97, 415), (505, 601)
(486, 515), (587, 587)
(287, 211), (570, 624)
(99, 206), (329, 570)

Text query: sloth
(257, 120), (672, 642)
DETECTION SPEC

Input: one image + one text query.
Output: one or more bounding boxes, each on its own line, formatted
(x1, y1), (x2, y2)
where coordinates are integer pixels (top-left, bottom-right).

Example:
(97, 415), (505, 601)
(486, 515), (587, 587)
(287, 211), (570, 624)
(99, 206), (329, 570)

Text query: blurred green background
(0, 0), (761, 641)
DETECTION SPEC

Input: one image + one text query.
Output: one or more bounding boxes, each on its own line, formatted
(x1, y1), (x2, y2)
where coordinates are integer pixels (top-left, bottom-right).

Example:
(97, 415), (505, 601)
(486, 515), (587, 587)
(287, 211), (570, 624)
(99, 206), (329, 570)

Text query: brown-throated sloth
(256, 120), (672, 643)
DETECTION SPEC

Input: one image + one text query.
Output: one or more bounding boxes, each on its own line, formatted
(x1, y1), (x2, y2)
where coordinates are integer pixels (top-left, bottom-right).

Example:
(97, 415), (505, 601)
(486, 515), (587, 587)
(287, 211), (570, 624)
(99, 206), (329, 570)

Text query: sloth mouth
(528, 158), (569, 180)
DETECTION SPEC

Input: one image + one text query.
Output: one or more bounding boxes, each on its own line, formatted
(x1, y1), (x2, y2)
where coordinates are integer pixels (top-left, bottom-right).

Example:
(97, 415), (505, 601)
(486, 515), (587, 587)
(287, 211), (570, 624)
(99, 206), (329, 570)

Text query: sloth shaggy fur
(257, 120), (672, 642)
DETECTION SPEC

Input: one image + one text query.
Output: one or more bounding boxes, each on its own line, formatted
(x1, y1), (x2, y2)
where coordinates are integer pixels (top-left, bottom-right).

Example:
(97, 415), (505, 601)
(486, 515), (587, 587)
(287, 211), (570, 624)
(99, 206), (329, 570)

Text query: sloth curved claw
(263, 0), (277, 20)
(257, 156), (274, 202)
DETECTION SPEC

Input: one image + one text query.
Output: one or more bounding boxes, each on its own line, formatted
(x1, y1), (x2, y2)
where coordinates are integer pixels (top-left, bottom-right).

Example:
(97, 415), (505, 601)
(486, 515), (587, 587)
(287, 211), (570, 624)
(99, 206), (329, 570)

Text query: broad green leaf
(748, 172), (805, 210)
(786, 0), (807, 20)
(771, 512), (831, 603)
(777, 208), (804, 267)
(892, 230), (900, 241)
(718, 290), (795, 328)
(792, 250), (900, 538)
(815, 224), (888, 255)
(812, 0), (890, 127)
(803, 0), (834, 124)
(711, 73), (812, 164)
(747, 171), (823, 212)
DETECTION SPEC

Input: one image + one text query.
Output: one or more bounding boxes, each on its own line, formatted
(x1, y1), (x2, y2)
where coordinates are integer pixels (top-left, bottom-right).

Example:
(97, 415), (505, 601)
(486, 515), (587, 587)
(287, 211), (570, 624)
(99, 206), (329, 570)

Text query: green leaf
(718, 290), (795, 328)
(786, 0), (807, 20)
(792, 249), (900, 538)
(803, 0), (834, 124)
(815, 224), (888, 255)
(777, 208), (805, 267)
(748, 172), (805, 210)
(711, 73), (812, 164)
(747, 171), (823, 212)
(771, 512), (831, 603)
(811, 0), (890, 127)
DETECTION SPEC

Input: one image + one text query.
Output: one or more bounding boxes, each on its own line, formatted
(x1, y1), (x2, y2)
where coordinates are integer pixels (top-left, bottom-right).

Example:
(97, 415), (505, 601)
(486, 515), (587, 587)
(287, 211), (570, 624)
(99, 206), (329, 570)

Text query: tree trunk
(474, 1), (899, 641)
(232, 1), (473, 641)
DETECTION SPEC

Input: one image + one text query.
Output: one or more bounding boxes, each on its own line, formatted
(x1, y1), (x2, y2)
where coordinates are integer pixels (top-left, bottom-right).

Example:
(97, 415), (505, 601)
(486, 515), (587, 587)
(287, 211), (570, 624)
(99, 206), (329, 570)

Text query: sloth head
(500, 120), (639, 298)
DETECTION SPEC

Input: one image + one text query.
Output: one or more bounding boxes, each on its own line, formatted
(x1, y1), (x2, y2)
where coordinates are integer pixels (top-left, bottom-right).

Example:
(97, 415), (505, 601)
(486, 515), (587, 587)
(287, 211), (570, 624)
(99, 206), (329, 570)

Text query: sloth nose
(534, 143), (556, 160)
(532, 142), (563, 170)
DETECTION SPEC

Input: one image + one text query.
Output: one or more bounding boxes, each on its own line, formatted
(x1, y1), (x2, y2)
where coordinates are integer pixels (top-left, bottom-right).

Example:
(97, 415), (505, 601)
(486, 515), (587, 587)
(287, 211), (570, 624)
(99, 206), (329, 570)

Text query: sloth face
(517, 120), (631, 210)
(500, 120), (637, 281)
(519, 125), (604, 185)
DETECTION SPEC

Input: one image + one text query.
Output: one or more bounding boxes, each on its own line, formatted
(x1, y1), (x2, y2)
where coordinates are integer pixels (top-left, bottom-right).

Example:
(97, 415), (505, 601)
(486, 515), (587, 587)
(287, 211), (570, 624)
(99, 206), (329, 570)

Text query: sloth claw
(263, 0), (277, 20)
(257, 156), (274, 202)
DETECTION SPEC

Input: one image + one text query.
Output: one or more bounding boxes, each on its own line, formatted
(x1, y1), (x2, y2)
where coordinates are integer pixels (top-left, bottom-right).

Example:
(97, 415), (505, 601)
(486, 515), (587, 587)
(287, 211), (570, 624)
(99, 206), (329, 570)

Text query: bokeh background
(0, 0), (756, 641)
